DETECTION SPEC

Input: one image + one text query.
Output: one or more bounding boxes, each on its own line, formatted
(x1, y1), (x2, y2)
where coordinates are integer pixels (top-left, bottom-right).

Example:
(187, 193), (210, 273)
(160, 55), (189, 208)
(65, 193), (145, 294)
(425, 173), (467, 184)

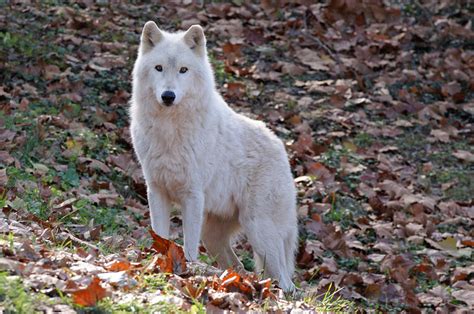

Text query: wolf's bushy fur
(130, 21), (297, 291)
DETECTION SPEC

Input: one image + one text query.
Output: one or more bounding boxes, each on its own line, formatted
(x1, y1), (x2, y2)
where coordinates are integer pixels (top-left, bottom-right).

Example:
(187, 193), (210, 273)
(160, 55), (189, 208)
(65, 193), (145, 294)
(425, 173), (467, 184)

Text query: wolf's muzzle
(161, 91), (176, 106)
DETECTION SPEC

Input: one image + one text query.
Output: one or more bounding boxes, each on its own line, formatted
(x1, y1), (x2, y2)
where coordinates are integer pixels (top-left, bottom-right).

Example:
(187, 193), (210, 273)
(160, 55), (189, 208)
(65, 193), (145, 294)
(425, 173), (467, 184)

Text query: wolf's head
(132, 22), (215, 109)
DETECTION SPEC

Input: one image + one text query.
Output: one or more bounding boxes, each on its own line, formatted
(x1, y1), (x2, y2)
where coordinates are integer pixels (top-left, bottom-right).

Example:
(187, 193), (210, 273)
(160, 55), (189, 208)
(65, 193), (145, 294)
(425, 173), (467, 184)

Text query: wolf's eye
(179, 67), (188, 74)
(155, 65), (163, 72)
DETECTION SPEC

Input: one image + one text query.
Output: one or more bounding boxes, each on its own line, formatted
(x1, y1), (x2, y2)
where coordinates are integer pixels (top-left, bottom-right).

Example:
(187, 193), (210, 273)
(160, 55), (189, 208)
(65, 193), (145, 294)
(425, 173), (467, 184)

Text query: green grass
(413, 273), (438, 293)
(1, 90), (139, 241)
(208, 52), (231, 85)
(141, 274), (171, 292)
(353, 132), (374, 148)
(428, 169), (473, 201)
(320, 146), (349, 169)
(79, 274), (189, 313)
(1, 31), (39, 59)
(389, 128), (473, 201)
(323, 195), (366, 230)
(4, 165), (131, 237)
(304, 283), (358, 313)
(337, 258), (360, 271)
(89, 297), (184, 314)
(198, 253), (218, 267)
(0, 272), (54, 313)
(240, 250), (255, 272)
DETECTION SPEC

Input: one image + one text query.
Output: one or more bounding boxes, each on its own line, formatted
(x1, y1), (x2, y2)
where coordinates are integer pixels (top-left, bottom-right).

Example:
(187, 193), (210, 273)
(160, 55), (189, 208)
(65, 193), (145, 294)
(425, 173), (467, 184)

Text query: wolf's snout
(161, 91), (176, 106)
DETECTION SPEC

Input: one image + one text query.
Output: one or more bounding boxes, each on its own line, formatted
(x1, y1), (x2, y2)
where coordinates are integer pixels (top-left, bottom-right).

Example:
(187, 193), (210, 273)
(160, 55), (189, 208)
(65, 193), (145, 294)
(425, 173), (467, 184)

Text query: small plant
(208, 52), (230, 84)
(198, 253), (218, 267)
(304, 283), (358, 313)
(0, 272), (36, 313)
(141, 274), (172, 293)
(354, 132), (373, 148)
(95, 297), (183, 314)
(240, 250), (255, 272)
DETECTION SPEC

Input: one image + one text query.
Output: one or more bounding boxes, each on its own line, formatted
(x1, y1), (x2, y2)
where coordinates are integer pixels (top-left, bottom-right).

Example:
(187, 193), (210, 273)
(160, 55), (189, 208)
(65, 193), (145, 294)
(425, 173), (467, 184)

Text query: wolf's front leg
(182, 193), (205, 261)
(147, 188), (171, 238)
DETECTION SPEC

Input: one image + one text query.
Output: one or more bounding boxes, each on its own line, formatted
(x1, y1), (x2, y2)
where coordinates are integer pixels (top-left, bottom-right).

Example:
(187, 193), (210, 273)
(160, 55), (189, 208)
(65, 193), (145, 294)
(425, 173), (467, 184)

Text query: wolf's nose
(161, 91), (176, 106)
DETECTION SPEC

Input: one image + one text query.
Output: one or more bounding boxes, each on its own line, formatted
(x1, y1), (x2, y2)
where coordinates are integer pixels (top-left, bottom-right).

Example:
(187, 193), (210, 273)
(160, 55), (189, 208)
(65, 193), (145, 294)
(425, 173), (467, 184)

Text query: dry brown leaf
(297, 48), (332, 71)
(0, 168), (7, 187)
(452, 290), (474, 307)
(452, 150), (474, 163)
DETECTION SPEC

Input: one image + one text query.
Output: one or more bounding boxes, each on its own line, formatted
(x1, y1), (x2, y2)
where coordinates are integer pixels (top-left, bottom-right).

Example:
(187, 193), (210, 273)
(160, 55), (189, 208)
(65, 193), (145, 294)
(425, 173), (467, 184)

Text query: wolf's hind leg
(201, 213), (242, 270)
(241, 214), (295, 292)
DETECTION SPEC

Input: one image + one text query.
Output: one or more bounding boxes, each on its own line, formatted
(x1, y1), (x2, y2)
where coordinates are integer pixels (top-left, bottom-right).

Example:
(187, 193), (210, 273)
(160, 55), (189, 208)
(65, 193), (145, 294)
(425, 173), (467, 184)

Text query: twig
(63, 231), (100, 251)
(301, 11), (343, 66)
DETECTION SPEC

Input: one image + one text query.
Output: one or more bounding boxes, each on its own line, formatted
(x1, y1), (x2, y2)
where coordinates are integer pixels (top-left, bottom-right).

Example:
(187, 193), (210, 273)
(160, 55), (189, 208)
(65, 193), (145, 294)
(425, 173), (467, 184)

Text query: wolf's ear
(183, 25), (206, 55)
(140, 21), (163, 53)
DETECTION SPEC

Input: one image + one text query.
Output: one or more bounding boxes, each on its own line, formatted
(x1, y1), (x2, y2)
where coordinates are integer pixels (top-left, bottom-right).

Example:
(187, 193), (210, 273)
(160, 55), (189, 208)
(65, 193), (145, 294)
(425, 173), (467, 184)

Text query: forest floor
(0, 1), (473, 313)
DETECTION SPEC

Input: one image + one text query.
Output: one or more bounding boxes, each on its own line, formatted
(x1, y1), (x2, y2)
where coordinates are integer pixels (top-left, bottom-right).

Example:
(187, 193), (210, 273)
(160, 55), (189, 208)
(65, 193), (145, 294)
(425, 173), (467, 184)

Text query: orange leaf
(183, 279), (205, 299)
(144, 254), (162, 273)
(461, 240), (474, 247)
(218, 269), (255, 297)
(220, 269), (240, 285)
(258, 278), (275, 299)
(149, 229), (170, 254)
(167, 242), (187, 274)
(106, 260), (131, 272)
(311, 213), (321, 222)
(240, 278), (254, 295)
(72, 277), (107, 307)
(157, 253), (173, 273)
(148, 229), (186, 274)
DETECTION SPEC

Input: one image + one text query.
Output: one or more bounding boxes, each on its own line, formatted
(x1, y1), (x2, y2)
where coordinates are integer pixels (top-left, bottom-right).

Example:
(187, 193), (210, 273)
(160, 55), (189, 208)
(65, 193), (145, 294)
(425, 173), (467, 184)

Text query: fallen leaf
(452, 150), (474, 163)
(218, 269), (255, 297)
(97, 271), (136, 289)
(425, 237), (471, 257)
(438, 237), (457, 251)
(297, 48), (332, 71)
(149, 229), (186, 274)
(429, 129), (450, 143)
(0, 169), (7, 187)
(71, 277), (107, 307)
(106, 260), (131, 272)
(452, 290), (474, 307)
(441, 81), (462, 97)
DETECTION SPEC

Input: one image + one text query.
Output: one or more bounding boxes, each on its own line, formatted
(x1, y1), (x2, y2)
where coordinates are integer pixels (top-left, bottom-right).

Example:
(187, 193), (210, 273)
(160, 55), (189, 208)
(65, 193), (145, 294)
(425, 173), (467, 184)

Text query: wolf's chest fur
(134, 108), (247, 217)
(135, 117), (204, 201)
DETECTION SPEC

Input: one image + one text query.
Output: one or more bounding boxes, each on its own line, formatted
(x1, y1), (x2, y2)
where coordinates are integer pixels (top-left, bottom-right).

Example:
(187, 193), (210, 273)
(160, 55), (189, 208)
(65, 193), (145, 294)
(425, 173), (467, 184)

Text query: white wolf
(129, 21), (297, 291)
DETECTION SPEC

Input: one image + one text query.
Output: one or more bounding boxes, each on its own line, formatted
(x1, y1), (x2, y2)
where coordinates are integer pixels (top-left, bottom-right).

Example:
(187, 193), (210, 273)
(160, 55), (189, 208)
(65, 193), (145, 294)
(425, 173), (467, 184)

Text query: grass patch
(141, 274), (171, 292)
(413, 273), (438, 293)
(81, 274), (187, 313)
(208, 52), (231, 85)
(429, 169), (473, 202)
(0, 273), (35, 313)
(240, 250), (255, 272)
(91, 297), (184, 314)
(323, 195), (366, 230)
(5, 165), (129, 236)
(353, 132), (374, 148)
(337, 258), (360, 271)
(304, 283), (358, 313)
(0, 272), (61, 313)
(198, 253), (218, 268)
